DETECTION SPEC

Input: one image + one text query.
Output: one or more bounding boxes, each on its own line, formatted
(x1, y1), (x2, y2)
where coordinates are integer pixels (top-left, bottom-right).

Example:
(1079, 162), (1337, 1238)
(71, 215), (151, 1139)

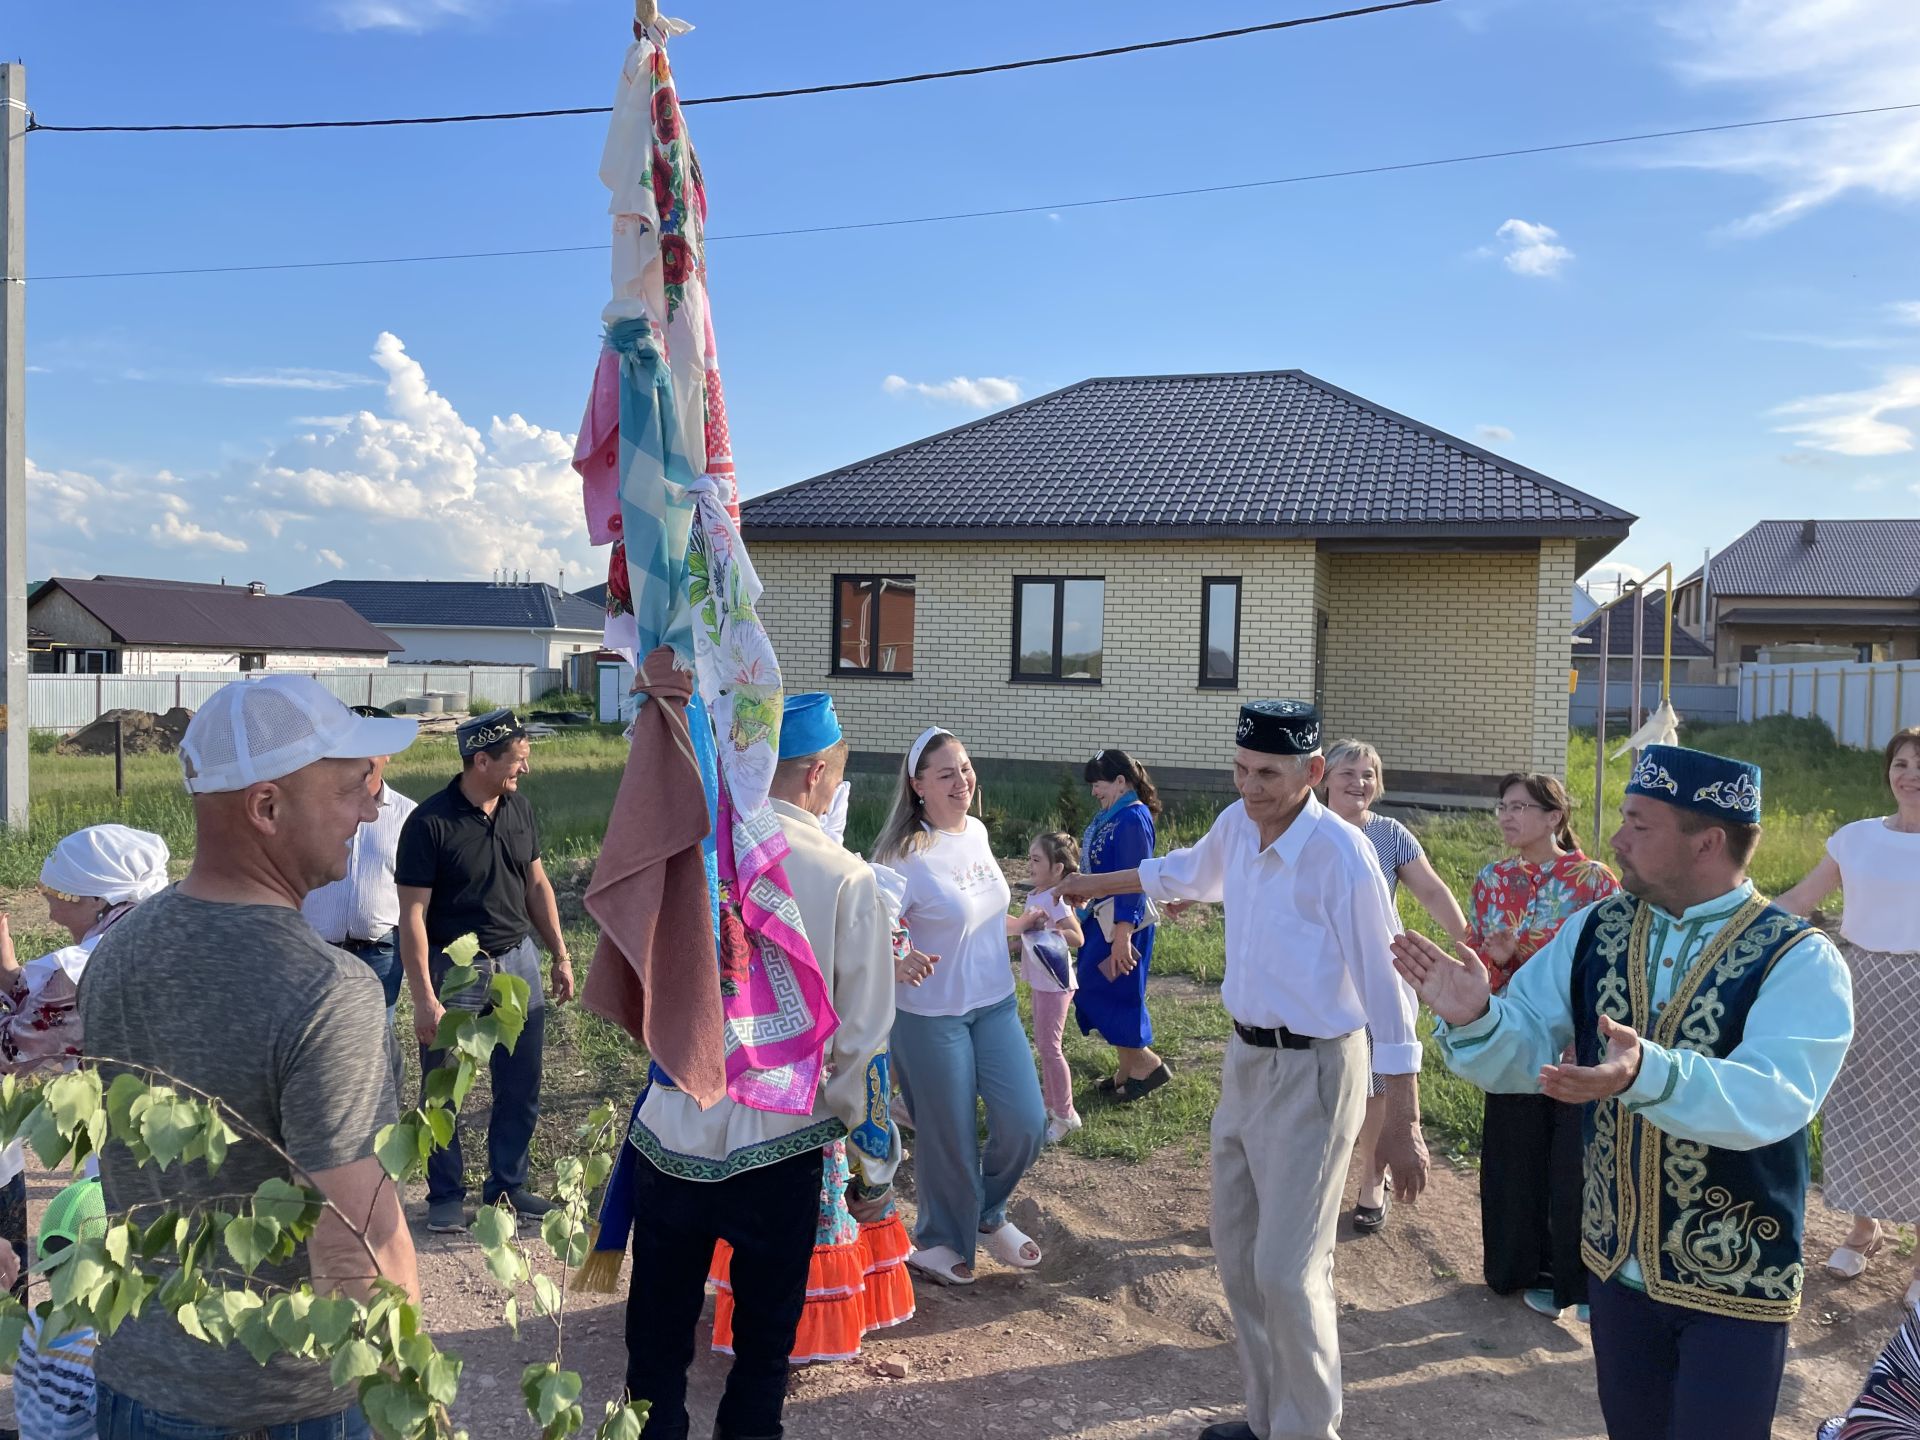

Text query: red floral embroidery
(606, 541), (633, 611)
(651, 150), (676, 215)
(661, 234), (694, 286)
(652, 87), (681, 143)
(1469, 851), (1620, 992)
(718, 907), (752, 997)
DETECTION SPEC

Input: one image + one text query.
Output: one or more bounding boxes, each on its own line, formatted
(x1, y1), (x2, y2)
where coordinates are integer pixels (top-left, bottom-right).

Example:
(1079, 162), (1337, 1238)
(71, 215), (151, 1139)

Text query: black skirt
(1480, 1090), (1588, 1309)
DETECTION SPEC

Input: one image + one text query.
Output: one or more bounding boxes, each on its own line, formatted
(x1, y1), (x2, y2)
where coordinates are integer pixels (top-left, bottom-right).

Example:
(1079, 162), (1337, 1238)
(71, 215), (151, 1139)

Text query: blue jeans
(890, 993), (1046, 1266)
(419, 939), (546, 1206)
(94, 1385), (369, 1439)
(341, 929), (403, 1015)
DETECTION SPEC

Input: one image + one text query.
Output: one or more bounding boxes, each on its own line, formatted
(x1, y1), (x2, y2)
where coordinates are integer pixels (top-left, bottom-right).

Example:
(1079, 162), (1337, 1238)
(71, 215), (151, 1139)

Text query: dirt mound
(57, 707), (194, 757)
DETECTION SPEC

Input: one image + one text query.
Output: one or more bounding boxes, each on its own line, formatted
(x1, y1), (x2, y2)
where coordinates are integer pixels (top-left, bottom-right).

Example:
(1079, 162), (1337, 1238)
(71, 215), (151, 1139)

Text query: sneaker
(1522, 1288), (1566, 1319)
(426, 1200), (469, 1234)
(1574, 1304), (1591, 1324)
(1045, 1111), (1083, 1145)
(492, 1188), (558, 1222)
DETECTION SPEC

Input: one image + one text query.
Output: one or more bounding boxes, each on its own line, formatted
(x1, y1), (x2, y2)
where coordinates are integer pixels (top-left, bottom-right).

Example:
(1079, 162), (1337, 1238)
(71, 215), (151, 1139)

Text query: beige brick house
(741, 371), (1634, 796)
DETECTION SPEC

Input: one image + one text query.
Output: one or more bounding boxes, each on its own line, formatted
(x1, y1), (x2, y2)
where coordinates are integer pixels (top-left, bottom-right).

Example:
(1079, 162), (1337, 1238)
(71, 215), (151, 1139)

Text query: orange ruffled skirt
(709, 1212), (915, 1363)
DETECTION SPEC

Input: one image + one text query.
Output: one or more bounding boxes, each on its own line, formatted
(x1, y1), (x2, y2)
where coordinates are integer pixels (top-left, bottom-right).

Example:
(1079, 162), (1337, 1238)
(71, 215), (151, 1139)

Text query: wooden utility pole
(1, 65), (28, 829)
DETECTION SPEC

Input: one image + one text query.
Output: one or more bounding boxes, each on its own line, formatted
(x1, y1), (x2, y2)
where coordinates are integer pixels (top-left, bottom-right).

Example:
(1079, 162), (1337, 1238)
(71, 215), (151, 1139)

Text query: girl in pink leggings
(1011, 832), (1086, 1145)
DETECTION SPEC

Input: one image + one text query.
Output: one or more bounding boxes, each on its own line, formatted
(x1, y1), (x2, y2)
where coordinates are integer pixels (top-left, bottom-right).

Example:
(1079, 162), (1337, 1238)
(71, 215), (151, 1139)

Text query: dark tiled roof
(294, 581), (606, 632)
(1572, 596), (1713, 658)
(1705, 520), (1920, 600)
(571, 583), (610, 610)
(741, 371), (1634, 544)
(35, 576), (398, 653)
(1716, 607), (1920, 630)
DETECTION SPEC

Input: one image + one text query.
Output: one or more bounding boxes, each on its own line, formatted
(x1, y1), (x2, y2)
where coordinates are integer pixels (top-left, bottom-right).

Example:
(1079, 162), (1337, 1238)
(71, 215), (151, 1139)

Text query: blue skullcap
(779, 693), (842, 761)
(1626, 743), (1762, 824)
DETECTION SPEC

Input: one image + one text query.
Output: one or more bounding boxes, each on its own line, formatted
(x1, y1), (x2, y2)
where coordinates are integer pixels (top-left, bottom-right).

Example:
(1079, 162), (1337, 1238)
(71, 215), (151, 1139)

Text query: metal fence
(1738, 659), (1920, 750)
(27, 666), (564, 733)
(1569, 681), (1739, 731)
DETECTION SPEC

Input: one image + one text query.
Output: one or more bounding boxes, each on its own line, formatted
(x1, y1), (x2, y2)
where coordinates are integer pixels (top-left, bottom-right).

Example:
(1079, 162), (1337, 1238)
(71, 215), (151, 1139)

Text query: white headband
(907, 726), (954, 776)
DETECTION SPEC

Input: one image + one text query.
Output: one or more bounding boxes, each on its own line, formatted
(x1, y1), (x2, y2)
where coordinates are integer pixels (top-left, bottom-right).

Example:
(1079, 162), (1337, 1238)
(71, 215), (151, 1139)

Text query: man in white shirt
(301, 706), (416, 1021)
(1063, 699), (1428, 1440)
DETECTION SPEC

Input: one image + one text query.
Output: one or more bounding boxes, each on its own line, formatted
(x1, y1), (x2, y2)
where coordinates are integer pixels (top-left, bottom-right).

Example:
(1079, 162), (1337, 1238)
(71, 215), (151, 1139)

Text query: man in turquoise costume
(1394, 744), (1853, 1440)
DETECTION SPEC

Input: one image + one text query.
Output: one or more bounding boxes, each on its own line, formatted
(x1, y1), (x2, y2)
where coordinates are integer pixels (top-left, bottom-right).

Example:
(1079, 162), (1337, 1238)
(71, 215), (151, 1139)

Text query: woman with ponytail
(1075, 749), (1170, 1102)
(1468, 772), (1619, 1323)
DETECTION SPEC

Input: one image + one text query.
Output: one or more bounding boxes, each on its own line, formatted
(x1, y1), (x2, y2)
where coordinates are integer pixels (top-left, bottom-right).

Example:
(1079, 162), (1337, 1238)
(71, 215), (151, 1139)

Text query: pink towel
(573, 347), (622, 546)
(582, 646), (725, 1108)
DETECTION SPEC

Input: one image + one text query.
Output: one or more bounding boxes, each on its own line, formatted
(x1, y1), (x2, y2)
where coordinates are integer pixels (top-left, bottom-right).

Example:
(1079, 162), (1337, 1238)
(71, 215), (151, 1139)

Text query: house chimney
(1802, 519), (1818, 546)
(247, 580), (266, 597)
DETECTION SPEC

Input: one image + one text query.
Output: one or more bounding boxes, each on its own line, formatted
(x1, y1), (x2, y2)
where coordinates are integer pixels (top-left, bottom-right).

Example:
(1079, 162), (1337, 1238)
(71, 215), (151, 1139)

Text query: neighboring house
(1672, 519), (1920, 675)
(28, 576), (398, 675)
(740, 370), (1635, 795)
(294, 580), (605, 668)
(1571, 584), (1599, 624)
(1572, 593), (1716, 687)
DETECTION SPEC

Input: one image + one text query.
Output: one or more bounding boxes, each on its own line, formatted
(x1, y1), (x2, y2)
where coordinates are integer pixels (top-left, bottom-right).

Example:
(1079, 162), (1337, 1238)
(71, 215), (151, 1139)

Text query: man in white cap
(80, 676), (422, 1438)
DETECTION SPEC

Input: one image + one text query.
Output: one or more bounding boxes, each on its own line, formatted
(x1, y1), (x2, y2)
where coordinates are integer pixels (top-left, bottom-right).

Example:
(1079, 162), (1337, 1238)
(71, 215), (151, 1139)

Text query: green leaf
(360, 1380), (432, 1440)
(0, 1297), (28, 1369)
(533, 1368), (584, 1425)
(421, 1350), (463, 1404)
(203, 1116), (233, 1173)
(253, 1177), (320, 1232)
(104, 1071), (146, 1140)
(306, 1295), (358, 1350)
(23, 1099), (73, 1169)
(176, 1300), (212, 1343)
(530, 1273), (563, 1318)
(139, 1095), (200, 1168)
(45, 1069), (103, 1138)
(374, 1120), (421, 1181)
(585, 1153), (614, 1192)
(443, 933), (482, 968)
(502, 1294), (519, 1340)
(598, 1404), (645, 1440)
(331, 1337), (382, 1387)
(103, 1221), (132, 1267)
(471, 1205), (515, 1251)
(439, 962), (481, 1001)
(541, 1210), (588, 1268)
(424, 1106), (455, 1150)
(224, 1215), (282, 1273)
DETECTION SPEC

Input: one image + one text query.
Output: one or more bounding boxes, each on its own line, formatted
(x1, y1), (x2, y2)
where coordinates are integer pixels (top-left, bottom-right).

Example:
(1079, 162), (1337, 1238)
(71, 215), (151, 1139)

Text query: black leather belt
(1234, 1020), (1316, 1051)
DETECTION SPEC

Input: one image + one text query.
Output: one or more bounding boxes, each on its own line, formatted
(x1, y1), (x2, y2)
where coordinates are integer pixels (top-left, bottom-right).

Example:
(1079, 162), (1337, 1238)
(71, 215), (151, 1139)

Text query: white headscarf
(39, 825), (171, 906)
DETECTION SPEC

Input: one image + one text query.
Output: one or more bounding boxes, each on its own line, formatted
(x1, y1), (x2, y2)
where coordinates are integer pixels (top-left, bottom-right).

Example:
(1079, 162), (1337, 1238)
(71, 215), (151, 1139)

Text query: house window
(1012, 577), (1103, 683)
(239, 653), (267, 672)
(1739, 645), (1762, 664)
(1199, 578), (1241, 688)
(833, 575), (915, 677)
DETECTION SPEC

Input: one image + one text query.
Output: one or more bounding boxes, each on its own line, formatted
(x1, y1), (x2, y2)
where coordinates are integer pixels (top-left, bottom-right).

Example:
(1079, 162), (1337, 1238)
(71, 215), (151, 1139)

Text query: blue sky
(14, 0), (1919, 596)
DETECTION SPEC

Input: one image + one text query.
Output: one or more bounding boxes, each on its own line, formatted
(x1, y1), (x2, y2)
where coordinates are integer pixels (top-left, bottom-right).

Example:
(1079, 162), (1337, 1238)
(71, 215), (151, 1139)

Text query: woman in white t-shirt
(874, 727), (1048, 1287)
(1780, 725), (1920, 1306)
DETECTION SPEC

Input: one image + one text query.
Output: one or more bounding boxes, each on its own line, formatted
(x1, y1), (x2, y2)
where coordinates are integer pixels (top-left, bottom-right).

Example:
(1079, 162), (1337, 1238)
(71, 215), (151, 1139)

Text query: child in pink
(1011, 832), (1086, 1145)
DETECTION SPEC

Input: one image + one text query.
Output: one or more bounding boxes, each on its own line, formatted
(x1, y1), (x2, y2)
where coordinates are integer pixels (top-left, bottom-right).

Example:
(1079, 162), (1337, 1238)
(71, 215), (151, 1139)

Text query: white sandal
(979, 1221), (1042, 1269)
(906, 1245), (975, 1287)
(1825, 1225), (1882, 1280)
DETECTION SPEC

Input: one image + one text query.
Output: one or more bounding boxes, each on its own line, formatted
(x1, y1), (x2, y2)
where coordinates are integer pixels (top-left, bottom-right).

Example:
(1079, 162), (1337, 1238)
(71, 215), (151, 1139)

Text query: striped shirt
(301, 783), (417, 943)
(1360, 813), (1423, 896)
(15, 1320), (96, 1439)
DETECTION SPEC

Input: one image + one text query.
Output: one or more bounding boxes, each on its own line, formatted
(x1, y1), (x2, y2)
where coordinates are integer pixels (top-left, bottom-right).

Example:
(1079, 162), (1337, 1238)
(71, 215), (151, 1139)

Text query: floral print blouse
(1467, 851), (1620, 992)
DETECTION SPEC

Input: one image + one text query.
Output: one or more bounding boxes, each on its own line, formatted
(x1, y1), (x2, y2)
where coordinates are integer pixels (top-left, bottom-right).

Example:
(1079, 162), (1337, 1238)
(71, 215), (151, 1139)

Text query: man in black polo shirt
(396, 709), (575, 1233)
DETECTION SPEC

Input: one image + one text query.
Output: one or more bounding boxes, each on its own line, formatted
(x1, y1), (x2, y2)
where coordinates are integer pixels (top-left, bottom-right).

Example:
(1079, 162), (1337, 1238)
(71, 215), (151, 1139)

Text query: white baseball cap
(181, 676), (419, 795)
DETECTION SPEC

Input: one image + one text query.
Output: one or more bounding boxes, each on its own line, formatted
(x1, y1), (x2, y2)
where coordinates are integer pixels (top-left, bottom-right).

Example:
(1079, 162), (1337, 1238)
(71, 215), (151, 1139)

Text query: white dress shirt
(302, 783), (416, 943)
(1137, 794), (1420, 1073)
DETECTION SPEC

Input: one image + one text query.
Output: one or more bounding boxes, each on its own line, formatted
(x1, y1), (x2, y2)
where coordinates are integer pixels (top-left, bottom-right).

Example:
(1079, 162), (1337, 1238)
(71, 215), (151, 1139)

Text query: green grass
(6, 716), (1891, 1172)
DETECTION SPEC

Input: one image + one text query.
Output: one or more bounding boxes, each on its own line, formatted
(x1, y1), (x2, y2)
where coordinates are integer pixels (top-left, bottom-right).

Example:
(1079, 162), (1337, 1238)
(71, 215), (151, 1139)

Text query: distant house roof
(741, 371), (1634, 567)
(571, 583), (610, 610)
(294, 581), (606, 632)
(1572, 597), (1714, 658)
(1716, 607), (1920, 630)
(33, 576), (398, 654)
(1702, 520), (1920, 600)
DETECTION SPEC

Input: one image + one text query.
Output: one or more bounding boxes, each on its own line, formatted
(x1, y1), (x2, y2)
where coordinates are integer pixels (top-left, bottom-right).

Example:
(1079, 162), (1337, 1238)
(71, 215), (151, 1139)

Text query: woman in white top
(1779, 725), (1920, 1305)
(873, 727), (1047, 1287)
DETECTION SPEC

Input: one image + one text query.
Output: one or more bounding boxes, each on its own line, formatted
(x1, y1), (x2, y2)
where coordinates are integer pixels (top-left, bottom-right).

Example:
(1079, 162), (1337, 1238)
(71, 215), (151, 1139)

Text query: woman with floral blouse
(1468, 773), (1618, 1322)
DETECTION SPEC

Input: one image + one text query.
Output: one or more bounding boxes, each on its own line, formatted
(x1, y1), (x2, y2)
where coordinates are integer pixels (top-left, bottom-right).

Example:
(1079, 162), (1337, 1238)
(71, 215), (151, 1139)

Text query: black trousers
(1480, 1090), (1587, 1309)
(1588, 1275), (1789, 1439)
(624, 1146), (822, 1440)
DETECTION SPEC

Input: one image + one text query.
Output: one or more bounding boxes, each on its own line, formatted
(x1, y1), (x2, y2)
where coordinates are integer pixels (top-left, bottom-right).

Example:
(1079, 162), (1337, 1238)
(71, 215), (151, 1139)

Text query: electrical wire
(23, 0), (1441, 133)
(23, 100), (1919, 284)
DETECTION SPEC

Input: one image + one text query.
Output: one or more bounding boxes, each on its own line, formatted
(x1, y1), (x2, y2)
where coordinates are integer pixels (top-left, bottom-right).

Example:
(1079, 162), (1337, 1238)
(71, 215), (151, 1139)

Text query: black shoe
(1353, 1192), (1390, 1234)
(490, 1187), (558, 1221)
(1198, 1423), (1257, 1440)
(1118, 1062), (1174, 1103)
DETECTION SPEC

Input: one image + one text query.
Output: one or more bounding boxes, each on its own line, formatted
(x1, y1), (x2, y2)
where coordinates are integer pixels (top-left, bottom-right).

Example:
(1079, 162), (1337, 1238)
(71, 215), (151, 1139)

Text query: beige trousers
(1211, 1028), (1368, 1440)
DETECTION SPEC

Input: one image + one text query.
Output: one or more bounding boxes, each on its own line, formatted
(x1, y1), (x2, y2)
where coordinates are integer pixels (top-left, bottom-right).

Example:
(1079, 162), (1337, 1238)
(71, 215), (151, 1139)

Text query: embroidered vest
(1572, 891), (1820, 1321)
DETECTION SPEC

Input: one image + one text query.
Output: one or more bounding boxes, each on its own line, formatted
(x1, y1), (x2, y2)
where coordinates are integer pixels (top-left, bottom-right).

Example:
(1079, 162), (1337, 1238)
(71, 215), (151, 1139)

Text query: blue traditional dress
(1074, 792), (1157, 1048)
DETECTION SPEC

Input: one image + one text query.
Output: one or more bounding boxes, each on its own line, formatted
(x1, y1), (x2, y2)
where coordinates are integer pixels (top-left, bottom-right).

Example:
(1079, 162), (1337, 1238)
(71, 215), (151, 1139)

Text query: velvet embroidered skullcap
(457, 708), (526, 757)
(1236, 700), (1323, 756)
(1626, 743), (1762, 823)
(779, 693), (842, 761)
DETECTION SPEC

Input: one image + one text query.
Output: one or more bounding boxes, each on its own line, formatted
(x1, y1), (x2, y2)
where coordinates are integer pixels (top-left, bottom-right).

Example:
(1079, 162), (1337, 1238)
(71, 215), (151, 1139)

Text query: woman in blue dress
(1075, 749), (1170, 1101)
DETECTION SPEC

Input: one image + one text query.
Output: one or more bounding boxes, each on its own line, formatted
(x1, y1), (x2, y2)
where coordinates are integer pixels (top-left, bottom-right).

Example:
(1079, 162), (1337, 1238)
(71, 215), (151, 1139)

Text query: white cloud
(151, 512), (248, 553)
(1476, 424), (1515, 443)
(1893, 301), (1920, 325)
(29, 331), (600, 590)
(1773, 367), (1920, 455)
(1659, 0), (1920, 232)
(214, 368), (379, 392)
(1494, 219), (1573, 278)
(327, 0), (480, 31)
(1581, 560), (1650, 600)
(881, 374), (1024, 410)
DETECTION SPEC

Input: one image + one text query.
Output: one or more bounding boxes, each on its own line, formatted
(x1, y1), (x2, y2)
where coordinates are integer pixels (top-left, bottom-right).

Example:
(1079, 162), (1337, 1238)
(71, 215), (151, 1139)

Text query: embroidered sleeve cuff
(1622, 1041), (1677, 1114)
(1434, 1002), (1502, 1053)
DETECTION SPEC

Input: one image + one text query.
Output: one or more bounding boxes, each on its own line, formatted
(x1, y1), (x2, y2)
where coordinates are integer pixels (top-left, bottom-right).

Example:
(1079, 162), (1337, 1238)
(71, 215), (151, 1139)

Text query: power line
(23, 0), (1441, 134)
(23, 100), (1919, 283)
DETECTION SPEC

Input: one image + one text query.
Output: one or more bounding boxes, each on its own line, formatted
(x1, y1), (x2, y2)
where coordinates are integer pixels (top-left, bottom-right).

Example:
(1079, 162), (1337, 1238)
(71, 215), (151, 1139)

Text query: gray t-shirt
(79, 887), (401, 1426)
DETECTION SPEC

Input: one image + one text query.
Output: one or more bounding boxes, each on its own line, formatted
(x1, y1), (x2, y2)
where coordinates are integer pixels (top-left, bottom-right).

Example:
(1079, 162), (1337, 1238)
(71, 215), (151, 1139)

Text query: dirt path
(408, 1147), (1903, 1440)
